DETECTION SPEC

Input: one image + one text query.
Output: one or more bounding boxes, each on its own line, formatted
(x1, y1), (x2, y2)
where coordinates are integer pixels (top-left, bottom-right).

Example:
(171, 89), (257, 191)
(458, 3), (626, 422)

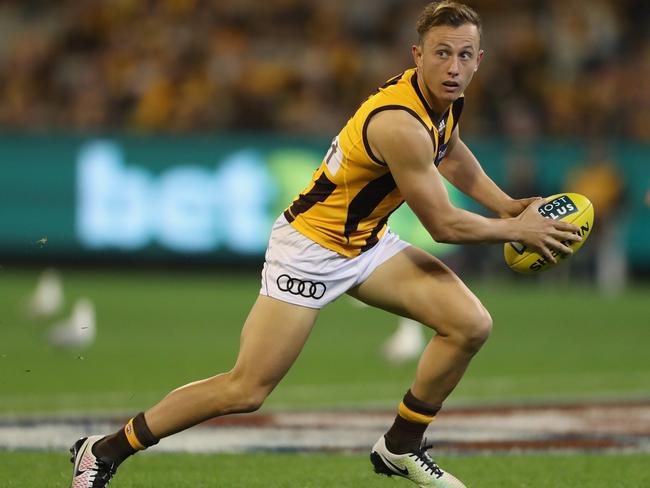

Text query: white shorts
(260, 215), (410, 309)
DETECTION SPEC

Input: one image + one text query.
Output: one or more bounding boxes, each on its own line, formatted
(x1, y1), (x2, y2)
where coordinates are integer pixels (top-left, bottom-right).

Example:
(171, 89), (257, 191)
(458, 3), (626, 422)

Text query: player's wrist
(497, 197), (521, 219)
(504, 216), (525, 243)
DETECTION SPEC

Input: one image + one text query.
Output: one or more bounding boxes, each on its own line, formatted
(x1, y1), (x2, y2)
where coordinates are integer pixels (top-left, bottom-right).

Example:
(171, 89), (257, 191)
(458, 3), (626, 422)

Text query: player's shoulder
(366, 109), (434, 165)
(366, 69), (417, 107)
(368, 109), (432, 146)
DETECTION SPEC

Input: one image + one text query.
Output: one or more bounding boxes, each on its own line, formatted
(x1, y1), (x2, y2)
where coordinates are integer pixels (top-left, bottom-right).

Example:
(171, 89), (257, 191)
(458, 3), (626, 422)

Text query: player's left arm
(439, 127), (537, 218)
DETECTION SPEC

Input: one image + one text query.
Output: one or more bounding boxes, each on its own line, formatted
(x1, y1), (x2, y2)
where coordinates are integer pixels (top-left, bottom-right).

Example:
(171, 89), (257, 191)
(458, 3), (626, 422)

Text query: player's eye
(460, 51), (472, 60)
(436, 50), (449, 58)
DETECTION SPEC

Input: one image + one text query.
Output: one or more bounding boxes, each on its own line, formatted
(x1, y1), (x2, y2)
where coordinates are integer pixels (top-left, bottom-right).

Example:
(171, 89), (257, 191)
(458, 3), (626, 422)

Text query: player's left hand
(499, 197), (541, 218)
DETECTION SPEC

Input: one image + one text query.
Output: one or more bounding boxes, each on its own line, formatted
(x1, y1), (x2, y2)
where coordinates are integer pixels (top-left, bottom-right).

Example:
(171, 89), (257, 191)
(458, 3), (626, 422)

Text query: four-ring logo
(276, 274), (326, 299)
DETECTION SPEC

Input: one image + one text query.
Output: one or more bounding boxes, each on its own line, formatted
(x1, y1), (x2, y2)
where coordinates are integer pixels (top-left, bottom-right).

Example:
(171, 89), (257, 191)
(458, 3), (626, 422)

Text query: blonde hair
(416, 1), (482, 44)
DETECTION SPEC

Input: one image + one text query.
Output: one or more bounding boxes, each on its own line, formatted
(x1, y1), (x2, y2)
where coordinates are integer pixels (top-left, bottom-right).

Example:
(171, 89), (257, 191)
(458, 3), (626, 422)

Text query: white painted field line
(1, 403), (649, 454)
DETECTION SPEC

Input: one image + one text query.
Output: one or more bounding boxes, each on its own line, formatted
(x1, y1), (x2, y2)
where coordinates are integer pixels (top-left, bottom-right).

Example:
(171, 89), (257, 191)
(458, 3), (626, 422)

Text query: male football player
(70, 2), (580, 487)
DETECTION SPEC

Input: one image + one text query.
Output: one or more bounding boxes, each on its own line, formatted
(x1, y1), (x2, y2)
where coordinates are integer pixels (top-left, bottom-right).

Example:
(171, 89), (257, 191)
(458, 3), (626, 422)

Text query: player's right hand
(515, 198), (582, 263)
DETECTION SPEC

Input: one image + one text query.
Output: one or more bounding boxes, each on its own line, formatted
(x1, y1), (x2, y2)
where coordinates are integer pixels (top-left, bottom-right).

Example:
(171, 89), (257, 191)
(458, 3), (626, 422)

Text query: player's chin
(437, 85), (462, 100)
(437, 90), (461, 104)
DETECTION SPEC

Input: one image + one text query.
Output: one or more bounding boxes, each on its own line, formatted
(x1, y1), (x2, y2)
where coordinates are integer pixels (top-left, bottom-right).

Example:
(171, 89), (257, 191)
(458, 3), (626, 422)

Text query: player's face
(412, 23), (483, 113)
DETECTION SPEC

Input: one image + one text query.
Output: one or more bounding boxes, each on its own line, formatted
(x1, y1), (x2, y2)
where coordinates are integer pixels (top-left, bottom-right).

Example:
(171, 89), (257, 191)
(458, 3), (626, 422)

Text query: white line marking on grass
(1, 402), (649, 454)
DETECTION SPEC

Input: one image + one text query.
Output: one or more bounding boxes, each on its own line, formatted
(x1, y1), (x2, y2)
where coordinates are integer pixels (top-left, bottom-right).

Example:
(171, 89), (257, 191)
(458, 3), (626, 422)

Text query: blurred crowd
(1, 0), (649, 139)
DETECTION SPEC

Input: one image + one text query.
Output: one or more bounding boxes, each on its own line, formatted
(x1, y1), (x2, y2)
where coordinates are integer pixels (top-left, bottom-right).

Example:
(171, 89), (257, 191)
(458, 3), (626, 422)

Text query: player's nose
(447, 56), (460, 76)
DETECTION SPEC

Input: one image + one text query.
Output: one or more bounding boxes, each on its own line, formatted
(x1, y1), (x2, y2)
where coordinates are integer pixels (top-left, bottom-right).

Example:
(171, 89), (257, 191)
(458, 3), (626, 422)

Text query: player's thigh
(231, 294), (319, 389)
(348, 246), (489, 336)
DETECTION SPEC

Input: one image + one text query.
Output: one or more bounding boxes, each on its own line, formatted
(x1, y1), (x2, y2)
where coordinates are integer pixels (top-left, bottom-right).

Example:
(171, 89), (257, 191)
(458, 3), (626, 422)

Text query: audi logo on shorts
(276, 274), (327, 299)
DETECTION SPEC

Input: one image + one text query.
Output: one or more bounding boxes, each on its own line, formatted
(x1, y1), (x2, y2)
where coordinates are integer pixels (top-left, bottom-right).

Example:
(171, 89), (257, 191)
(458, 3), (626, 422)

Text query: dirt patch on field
(2, 400), (649, 454)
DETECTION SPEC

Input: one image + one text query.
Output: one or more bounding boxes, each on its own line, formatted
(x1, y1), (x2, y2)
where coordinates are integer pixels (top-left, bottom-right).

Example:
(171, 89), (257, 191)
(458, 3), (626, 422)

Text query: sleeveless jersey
(283, 68), (464, 257)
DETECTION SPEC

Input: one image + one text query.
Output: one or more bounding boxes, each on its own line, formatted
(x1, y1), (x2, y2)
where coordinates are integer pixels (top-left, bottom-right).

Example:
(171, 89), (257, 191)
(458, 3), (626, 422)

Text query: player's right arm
(366, 110), (580, 262)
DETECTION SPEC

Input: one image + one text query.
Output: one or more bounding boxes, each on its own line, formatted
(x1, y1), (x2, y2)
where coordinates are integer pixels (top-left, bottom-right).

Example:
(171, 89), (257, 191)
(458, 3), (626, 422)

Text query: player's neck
(415, 69), (450, 121)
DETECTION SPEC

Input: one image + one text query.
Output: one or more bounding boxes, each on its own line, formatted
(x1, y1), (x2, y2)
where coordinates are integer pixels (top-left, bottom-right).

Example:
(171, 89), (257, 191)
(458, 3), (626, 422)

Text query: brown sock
(384, 390), (440, 454)
(93, 412), (159, 466)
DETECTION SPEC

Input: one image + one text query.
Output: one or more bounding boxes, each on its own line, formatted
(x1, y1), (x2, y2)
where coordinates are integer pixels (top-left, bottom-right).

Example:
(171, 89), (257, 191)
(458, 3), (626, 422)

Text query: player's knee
(445, 304), (492, 352)
(234, 388), (268, 413)
(232, 381), (272, 413)
(461, 306), (492, 352)
(220, 371), (272, 413)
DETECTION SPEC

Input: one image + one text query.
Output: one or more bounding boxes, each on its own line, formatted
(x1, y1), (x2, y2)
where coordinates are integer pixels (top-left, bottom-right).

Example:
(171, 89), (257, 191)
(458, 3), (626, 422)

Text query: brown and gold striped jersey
(283, 68), (464, 257)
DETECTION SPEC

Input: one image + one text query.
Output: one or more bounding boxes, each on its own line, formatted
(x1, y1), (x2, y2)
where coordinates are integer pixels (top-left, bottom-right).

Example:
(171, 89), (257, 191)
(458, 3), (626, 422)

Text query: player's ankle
(384, 390), (441, 454)
(93, 412), (159, 465)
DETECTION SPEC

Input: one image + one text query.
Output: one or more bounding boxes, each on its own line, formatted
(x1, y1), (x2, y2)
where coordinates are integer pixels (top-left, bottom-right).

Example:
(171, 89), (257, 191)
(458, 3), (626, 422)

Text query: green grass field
(2, 451), (649, 488)
(1, 268), (649, 487)
(1, 269), (648, 414)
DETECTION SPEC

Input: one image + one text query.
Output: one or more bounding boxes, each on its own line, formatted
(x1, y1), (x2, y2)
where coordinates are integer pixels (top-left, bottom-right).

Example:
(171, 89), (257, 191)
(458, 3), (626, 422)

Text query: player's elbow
(408, 198), (462, 243)
(427, 213), (461, 243)
(429, 225), (455, 243)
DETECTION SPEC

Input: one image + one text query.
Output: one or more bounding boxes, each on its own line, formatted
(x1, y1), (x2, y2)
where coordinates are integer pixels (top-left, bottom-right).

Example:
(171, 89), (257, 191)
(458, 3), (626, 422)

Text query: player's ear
(412, 44), (423, 69)
(475, 50), (485, 72)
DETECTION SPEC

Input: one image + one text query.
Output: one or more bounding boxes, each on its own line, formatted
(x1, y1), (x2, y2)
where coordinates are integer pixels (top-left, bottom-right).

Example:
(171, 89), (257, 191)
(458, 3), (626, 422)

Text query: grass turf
(0, 270), (650, 413)
(1, 269), (649, 487)
(1, 450), (649, 487)
(0, 269), (649, 414)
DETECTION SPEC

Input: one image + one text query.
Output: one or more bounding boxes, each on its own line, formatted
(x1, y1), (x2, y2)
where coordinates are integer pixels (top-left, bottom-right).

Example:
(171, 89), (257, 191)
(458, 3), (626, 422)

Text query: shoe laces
(412, 438), (444, 479)
(92, 457), (117, 486)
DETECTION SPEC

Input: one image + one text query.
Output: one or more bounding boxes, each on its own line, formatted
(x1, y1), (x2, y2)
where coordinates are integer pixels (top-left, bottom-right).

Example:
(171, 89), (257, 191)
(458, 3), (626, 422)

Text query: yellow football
(504, 193), (594, 274)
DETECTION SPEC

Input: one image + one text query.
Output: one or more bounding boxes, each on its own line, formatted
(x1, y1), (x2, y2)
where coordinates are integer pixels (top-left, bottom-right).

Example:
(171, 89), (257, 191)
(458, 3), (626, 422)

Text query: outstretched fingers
(518, 200), (584, 263)
(553, 220), (581, 236)
(544, 236), (572, 261)
(540, 221), (583, 262)
(535, 239), (560, 264)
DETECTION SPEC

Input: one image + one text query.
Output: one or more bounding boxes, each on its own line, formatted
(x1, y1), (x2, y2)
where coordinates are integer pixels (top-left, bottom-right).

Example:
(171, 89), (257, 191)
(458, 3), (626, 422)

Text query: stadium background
(1, 1), (649, 487)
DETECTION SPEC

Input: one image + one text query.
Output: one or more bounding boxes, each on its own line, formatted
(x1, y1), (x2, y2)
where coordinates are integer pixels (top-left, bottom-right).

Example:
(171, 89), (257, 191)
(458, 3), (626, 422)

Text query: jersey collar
(410, 71), (449, 132)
